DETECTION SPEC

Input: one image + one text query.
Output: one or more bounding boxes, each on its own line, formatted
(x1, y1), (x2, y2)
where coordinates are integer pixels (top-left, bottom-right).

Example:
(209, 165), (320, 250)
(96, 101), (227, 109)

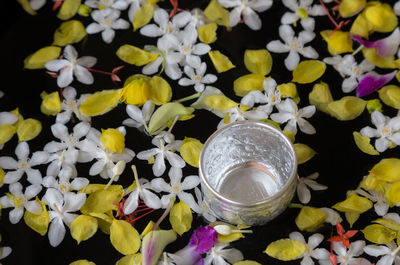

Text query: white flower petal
(165, 152), (186, 168)
(0, 157), (18, 169)
(123, 190), (139, 214)
(25, 184), (42, 200)
(229, 6), (242, 27)
(267, 41), (290, 53)
(153, 153), (166, 177)
(9, 207), (24, 224)
(57, 66), (74, 88)
(15, 141), (29, 160)
(285, 50), (300, 71)
(74, 65), (94, 85)
(4, 170), (24, 184)
(297, 182), (311, 204)
(243, 7), (262, 30)
(26, 169), (42, 184)
(30, 151), (49, 166)
(48, 218), (66, 247)
(140, 24), (164, 37)
(25, 200), (42, 215)
(141, 189), (162, 209)
(0, 112), (18, 125)
(89, 160), (106, 176)
(71, 178), (89, 191)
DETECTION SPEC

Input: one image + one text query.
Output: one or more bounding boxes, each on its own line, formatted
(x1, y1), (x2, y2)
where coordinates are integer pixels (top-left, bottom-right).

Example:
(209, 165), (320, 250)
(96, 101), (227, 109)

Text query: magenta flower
(351, 29), (400, 57)
(356, 71), (397, 97)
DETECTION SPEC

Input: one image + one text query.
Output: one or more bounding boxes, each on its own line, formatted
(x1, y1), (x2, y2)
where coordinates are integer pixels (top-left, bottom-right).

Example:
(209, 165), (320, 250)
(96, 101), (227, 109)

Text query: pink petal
(356, 71), (397, 97)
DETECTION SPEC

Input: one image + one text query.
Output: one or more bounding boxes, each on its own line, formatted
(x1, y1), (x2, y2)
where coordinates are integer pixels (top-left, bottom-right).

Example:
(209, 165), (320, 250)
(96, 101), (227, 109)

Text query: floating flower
(288, 232), (331, 265)
(351, 28), (400, 57)
(331, 241), (370, 265)
(204, 243), (244, 265)
(281, 0), (325, 31)
(241, 78), (281, 112)
(297, 172), (328, 204)
(178, 62), (217, 93)
(123, 100), (155, 132)
(84, 0), (129, 11)
(364, 241), (400, 265)
(56, 87), (91, 124)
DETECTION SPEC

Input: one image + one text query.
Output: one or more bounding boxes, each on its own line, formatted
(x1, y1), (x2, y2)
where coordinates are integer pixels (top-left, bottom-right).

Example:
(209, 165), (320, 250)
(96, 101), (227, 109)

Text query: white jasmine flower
(150, 167), (200, 208)
(56, 86), (91, 124)
(45, 45), (97, 88)
(270, 98), (316, 135)
(84, 0), (129, 10)
(324, 55), (375, 93)
(123, 100), (155, 132)
(42, 175), (89, 195)
(178, 62), (217, 93)
(360, 111), (400, 152)
(331, 241), (370, 265)
(43, 188), (86, 247)
(356, 188), (388, 216)
(46, 152), (78, 180)
(86, 9), (130, 44)
(267, 25), (318, 70)
(204, 243), (244, 265)
(0, 183), (42, 224)
(289, 232), (330, 265)
(140, 9), (191, 38)
(297, 172), (327, 204)
(364, 242), (400, 265)
(192, 187), (216, 223)
(136, 138), (185, 177)
(281, 0), (325, 31)
(217, 105), (268, 129)
(241, 78), (281, 113)
(189, 8), (209, 28)
(218, 0), (273, 30)
(44, 122), (92, 165)
(0, 141), (49, 184)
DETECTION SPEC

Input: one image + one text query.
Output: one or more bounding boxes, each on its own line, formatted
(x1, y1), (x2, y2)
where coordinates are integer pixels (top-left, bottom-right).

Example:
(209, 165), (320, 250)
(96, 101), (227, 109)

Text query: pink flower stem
(85, 67), (113, 76)
(131, 209), (157, 222)
(318, 0), (340, 28)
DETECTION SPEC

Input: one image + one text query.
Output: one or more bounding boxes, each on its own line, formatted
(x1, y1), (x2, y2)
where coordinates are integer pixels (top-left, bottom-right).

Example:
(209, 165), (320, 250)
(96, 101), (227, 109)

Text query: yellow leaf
(233, 261), (262, 265)
(204, 95), (238, 110)
(362, 47), (398, 69)
(353, 132), (379, 155)
(362, 224), (397, 244)
(17, 118), (42, 142)
(308, 82), (334, 113)
(333, 194), (373, 214)
(100, 128), (125, 154)
(110, 219), (141, 255)
(58, 0), (81, 20)
(69, 260), (96, 265)
(295, 206), (326, 232)
(233, 74), (265, 97)
(71, 215), (98, 244)
(277, 83), (299, 103)
(40, 91), (61, 116)
(24, 198), (48, 236)
(294, 143), (316, 164)
(385, 181), (400, 206)
(117, 45), (158, 66)
(169, 201), (193, 236)
(116, 254), (142, 265)
(264, 239), (306, 261)
(292, 60), (326, 84)
(79, 89), (122, 117)
(133, 3), (154, 31)
(17, 0), (37, 15)
(24, 46), (61, 70)
(208, 50), (236, 73)
(0, 124), (16, 145)
(364, 2), (398, 33)
(244, 49), (273, 76)
(80, 186), (124, 214)
(198, 22), (218, 44)
(378, 85), (400, 110)
(326, 96), (366, 121)
(53, 20), (87, 46)
(350, 12), (372, 38)
(180, 137), (203, 168)
(320, 30), (353, 55)
(339, 0), (366, 18)
(370, 158), (400, 183)
(149, 76), (172, 105)
(204, 0), (230, 28)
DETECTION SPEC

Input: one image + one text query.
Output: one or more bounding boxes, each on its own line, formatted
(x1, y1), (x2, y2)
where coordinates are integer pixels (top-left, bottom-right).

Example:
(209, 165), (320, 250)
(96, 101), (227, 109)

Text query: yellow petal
(308, 82), (334, 113)
(110, 219), (141, 255)
(78, 4), (92, 16)
(208, 50), (236, 73)
(80, 186), (124, 214)
(339, 0), (366, 18)
(320, 30), (354, 55)
(264, 239), (306, 261)
(283, 130), (295, 143)
(277, 83), (300, 103)
(295, 206), (327, 232)
(211, 221), (245, 243)
(333, 193), (373, 214)
(53, 20), (87, 46)
(0, 167), (4, 187)
(233, 261), (262, 265)
(233, 74), (265, 97)
(24, 198), (48, 236)
(366, 99), (383, 114)
(79, 89), (122, 117)
(116, 254), (142, 265)
(326, 96), (366, 121)
(169, 201), (193, 236)
(121, 77), (150, 106)
(204, 0), (230, 28)
(0, 124), (16, 145)
(292, 60), (326, 84)
(141, 220), (156, 237)
(180, 137), (203, 168)
(117, 45), (159, 66)
(24, 46), (62, 69)
(364, 2), (398, 33)
(359, 173), (387, 191)
(345, 212), (360, 228)
(204, 95), (238, 110)
(133, 3), (154, 31)
(362, 47), (398, 69)
(353, 132), (379, 155)
(362, 224), (397, 244)
(17, 118), (42, 142)
(71, 215), (98, 244)
(378, 85), (400, 110)
(69, 260), (96, 265)
(385, 181), (400, 206)
(17, 0), (37, 15)
(40, 91), (61, 115)
(100, 128), (125, 154)
(149, 76), (172, 105)
(373, 218), (400, 232)
(370, 158), (400, 183)
(294, 143), (316, 164)
(198, 22), (218, 44)
(244, 49), (273, 76)
(58, 0), (81, 20)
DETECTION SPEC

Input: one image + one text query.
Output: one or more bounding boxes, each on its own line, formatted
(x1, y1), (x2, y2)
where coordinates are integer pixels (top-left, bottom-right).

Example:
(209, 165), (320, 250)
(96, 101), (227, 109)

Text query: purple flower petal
(356, 71), (397, 97)
(351, 29), (400, 57)
(188, 226), (218, 254)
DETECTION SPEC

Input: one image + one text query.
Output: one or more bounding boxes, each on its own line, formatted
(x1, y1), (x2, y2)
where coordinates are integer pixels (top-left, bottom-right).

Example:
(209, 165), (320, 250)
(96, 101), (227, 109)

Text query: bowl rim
(198, 120), (298, 207)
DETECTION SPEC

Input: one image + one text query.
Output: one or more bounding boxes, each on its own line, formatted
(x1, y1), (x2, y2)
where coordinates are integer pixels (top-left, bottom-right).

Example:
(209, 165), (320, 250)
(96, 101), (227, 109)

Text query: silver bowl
(199, 120), (297, 225)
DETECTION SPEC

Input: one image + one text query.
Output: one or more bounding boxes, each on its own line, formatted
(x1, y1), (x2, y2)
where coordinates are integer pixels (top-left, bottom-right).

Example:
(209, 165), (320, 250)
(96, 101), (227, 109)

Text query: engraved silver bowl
(199, 120), (297, 225)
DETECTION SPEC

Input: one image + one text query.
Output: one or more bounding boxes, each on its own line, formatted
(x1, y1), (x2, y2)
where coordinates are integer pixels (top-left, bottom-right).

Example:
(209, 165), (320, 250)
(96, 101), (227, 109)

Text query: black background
(0, 1), (399, 264)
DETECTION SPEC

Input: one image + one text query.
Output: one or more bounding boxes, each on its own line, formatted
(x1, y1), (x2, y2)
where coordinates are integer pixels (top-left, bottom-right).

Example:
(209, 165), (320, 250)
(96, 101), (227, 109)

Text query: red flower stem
(85, 67), (113, 76)
(318, 0), (340, 28)
(132, 209), (157, 222)
(134, 207), (152, 214)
